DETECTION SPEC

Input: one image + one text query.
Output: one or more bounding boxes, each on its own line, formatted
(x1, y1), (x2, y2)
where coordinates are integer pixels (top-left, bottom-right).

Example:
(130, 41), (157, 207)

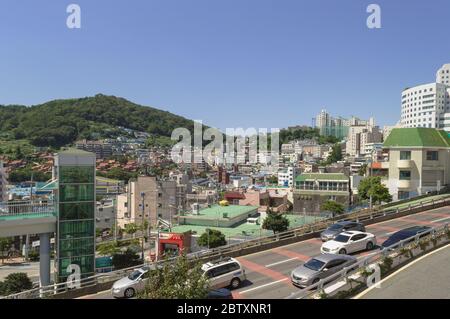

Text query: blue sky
(0, 0), (449, 131)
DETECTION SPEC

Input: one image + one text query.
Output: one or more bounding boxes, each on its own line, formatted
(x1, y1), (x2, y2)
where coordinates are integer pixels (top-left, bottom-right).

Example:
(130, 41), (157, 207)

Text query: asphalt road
(81, 206), (450, 299)
(358, 243), (450, 299)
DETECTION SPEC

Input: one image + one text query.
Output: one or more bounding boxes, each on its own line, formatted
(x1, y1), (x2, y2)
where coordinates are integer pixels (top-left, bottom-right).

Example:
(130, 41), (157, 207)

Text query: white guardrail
(285, 222), (450, 299)
(1, 194), (449, 299)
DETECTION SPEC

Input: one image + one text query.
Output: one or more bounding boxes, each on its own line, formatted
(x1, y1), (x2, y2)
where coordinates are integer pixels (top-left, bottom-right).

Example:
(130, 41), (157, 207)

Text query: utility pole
(140, 192), (145, 262)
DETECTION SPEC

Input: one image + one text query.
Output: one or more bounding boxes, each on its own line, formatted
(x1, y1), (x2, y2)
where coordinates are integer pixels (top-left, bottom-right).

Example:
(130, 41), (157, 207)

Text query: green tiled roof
(182, 205), (259, 220)
(383, 128), (450, 148)
(295, 173), (348, 182)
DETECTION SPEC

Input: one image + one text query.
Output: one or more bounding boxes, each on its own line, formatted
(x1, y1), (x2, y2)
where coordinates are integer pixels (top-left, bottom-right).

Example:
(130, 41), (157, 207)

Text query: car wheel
(124, 288), (135, 298)
(230, 278), (241, 289)
(366, 241), (374, 251)
(338, 248), (347, 254)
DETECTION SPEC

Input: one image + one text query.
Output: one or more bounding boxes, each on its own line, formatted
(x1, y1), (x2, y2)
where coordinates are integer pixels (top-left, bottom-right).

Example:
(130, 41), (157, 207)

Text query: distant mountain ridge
(0, 94), (197, 148)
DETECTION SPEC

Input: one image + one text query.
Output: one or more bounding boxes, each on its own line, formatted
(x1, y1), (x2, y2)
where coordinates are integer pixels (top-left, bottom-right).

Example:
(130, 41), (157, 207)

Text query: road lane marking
(400, 218), (437, 226)
(367, 224), (400, 232)
(239, 278), (289, 294)
(272, 248), (310, 261)
(237, 257), (289, 282)
(431, 216), (450, 223)
(265, 257), (299, 268)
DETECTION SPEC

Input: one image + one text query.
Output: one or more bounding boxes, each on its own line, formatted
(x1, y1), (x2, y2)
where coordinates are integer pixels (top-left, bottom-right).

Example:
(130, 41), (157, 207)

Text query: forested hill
(0, 94), (196, 148)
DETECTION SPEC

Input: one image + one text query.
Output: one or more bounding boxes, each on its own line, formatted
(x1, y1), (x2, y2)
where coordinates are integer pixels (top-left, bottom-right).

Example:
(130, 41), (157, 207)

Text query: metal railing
(189, 195), (450, 261)
(0, 200), (56, 218)
(1, 194), (449, 299)
(285, 222), (450, 299)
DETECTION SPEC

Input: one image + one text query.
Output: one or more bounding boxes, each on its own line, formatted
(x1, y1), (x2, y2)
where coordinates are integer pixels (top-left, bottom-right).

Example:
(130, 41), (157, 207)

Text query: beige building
(346, 125), (383, 157)
(116, 176), (189, 228)
(383, 128), (450, 200)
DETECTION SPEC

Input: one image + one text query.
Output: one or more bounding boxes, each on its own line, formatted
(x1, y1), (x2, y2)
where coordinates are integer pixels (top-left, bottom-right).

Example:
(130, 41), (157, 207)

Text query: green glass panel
(60, 184), (94, 202)
(58, 255), (95, 277)
(59, 238), (95, 258)
(59, 202), (94, 220)
(59, 220), (95, 239)
(59, 166), (94, 184)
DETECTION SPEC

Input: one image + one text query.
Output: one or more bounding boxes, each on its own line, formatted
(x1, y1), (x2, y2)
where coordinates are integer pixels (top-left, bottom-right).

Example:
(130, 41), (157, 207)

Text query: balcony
(397, 179), (411, 189)
(397, 160), (413, 169)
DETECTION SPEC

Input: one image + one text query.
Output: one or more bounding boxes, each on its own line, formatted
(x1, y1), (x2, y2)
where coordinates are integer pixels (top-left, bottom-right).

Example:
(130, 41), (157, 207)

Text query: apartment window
(426, 151), (438, 161)
(399, 170), (411, 180)
(398, 191), (410, 200)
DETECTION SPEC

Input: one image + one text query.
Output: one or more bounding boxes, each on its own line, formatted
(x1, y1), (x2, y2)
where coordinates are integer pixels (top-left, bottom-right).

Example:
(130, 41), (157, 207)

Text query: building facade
(401, 64), (450, 131)
(75, 140), (113, 159)
(383, 128), (450, 201)
(293, 173), (350, 214)
(315, 109), (374, 140)
(116, 176), (188, 228)
(346, 125), (383, 157)
(278, 166), (299, 187)
(436, 63), (450, 85)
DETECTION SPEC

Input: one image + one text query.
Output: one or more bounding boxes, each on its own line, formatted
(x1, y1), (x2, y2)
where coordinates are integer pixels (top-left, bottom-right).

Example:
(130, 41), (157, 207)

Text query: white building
(401, 64), (450, 131)
(278, 166), (299, 187)
(436, 63), (450, 85)
(401, 83), (448, 129)
(315, 109), (375, 140)
(0, 161), (7, 202)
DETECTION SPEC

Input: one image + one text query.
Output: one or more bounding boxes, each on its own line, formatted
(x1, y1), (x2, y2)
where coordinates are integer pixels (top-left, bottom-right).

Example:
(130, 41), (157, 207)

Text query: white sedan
(320, 231), (377, 255)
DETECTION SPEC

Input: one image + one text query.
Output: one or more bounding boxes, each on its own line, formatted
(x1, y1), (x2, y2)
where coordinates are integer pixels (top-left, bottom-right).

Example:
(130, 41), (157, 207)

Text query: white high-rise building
(315, 109), (375, 140)
(0, 161), (7, 202)
(401, 64), (450, 131)
(436, 63), (450, 85)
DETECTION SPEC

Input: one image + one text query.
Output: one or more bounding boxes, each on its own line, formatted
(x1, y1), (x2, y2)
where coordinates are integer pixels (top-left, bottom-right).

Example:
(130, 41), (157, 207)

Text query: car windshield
(304, 259), (326, 271)
(334, 234), (350, 243)
(328, 224), (344, 231)
(127, 270), (143, 281)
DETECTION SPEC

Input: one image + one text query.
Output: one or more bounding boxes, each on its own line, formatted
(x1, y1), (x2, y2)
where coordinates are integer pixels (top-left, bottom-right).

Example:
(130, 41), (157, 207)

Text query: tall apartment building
(75, 139), (113, 159)
(436, 63), (450, 85)
(346, 125), (383, 157)
(383, 128), (450, 200)
(0, 161), (7, 201)
(315, 109), (374, 140)
(116, 176), (189, 228)
(400, 64), (450, 131)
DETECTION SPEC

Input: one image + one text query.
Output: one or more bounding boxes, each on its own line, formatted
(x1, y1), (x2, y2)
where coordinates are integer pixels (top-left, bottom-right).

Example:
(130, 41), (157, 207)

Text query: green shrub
(28, 250), (39, 262)
(418, 239), (430, 252)
(379, 256), (393, 276)
(0, 273), (32, 295)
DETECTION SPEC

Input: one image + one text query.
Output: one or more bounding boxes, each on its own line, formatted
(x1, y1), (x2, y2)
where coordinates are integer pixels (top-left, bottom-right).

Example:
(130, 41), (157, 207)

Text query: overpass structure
(0, 200), (56, 287)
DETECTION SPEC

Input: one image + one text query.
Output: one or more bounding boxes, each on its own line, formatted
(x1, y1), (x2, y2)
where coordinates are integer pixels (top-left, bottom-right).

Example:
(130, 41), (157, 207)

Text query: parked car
(111, 266), (152, 298)
(381, 226), (432, 249)
(291, 254), (357, 288)
(202, 257), (246, 290)
(321, 231), (377, 255)
(207, 288), (233, 299)
(320, 221), (366, 241)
